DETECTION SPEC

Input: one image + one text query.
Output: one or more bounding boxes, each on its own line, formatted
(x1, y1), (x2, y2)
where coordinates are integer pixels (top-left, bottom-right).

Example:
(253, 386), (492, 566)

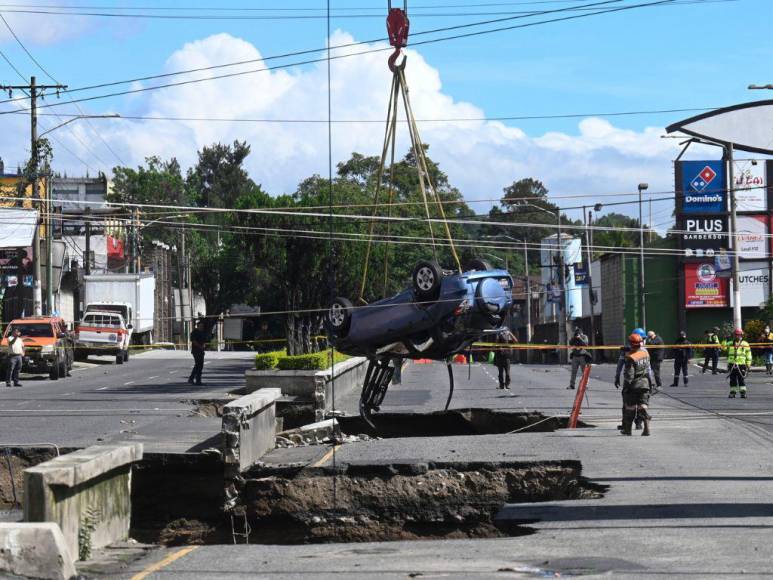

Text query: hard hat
(629, 333), (644, 346)
(632, 328), (646, 338)
(734, 328), (744, 336)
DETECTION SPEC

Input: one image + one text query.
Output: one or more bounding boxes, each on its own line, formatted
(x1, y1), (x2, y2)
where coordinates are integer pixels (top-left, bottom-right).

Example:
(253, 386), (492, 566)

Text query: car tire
(116, 353), (124, 365)
(124, 349), (129, 362)
(465, 258), (493, 272)
(59, 359), (67, 378)
(412, 260), (442, 300)
(327, 297), (353, 337)
(75, 350), (88, 362)
(49, 359), (60, 381)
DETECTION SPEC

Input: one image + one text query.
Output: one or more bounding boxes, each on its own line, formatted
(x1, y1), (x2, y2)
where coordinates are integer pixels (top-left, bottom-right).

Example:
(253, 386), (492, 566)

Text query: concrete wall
(24, 443), (143, 562)
(245, 357), (367, 420)
(601, 254), (626, 360)
(0, 523), (76, 580)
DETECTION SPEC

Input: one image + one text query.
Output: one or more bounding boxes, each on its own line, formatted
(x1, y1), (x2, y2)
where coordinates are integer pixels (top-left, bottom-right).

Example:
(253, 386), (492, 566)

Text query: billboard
(678, 160), (726, 214)
(684, 262), (729, 309)
(730, 261), (770, 308)
(734, 161), (767, 211)
(679, 215), (727, 256)
(735, 215), (768, 260)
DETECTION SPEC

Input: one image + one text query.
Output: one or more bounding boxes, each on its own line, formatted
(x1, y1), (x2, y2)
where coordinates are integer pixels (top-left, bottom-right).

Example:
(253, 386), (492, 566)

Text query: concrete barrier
(222, 387), (282, 478)
(24, 443), (143, 562)
(0, 522), (76, 580)
(245, 356), (367, 421)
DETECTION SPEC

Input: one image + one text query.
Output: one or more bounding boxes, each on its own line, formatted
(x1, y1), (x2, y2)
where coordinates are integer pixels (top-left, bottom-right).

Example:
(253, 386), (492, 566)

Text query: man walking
(759, 325), (773, 375)
(5, 328), (23, 387)
(670, 331), (692, 387)
(494, 329), (516, 389)
(727, 328), (752, 399)
(621, 332), (654, 436)
(568, 327), (591, 390)
(647, 330), (665, 390)
(702, 327), (720, 375)
(188, 321), (208, 386)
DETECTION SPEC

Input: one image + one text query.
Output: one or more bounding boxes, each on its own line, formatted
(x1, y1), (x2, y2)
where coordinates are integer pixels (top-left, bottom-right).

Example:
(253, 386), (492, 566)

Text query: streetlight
(483, 234), (532, 354)
(638, 183), (649, 330)
(41, 113), (121, 315)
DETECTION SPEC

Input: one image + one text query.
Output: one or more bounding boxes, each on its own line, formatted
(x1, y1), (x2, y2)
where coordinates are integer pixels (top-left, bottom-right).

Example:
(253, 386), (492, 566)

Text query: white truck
(75, 311), (131, 364)
(82, 274), (155, 345)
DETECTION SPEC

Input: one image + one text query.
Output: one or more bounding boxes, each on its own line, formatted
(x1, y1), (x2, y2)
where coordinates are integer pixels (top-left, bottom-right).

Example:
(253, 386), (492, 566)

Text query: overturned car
(327, 259), (513, 424)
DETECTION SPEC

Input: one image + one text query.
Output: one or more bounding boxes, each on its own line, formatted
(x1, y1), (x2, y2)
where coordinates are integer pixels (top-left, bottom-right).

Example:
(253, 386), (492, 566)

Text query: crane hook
(386, 1), (409, 72)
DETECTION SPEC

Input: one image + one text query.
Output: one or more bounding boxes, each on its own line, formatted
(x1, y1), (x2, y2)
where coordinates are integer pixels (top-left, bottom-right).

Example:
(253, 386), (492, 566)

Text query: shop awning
(0, 208), (38, 249)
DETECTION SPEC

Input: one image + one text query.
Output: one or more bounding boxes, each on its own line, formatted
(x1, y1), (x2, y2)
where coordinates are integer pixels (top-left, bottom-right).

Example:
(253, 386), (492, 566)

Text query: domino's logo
(690, 166), (717, 192)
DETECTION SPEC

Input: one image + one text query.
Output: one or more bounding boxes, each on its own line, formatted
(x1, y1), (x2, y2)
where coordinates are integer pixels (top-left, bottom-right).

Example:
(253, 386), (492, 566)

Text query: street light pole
(638, 183), (649, 330)
(727, 144), (742, 329)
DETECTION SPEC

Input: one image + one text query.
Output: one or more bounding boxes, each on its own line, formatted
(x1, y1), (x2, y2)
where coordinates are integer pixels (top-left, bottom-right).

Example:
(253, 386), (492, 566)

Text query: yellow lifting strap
(357, 60), (462, 304)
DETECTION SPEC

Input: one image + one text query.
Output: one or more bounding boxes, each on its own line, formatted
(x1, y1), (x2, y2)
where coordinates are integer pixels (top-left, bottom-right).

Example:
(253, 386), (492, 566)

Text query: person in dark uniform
(493, 329), (516, 389)
(646, 330), (664, 390)
(670, 331), (692, 387)
(621, 333), (653, 436)
(701, 327), (721, 375)
(188, 321), (208, 385)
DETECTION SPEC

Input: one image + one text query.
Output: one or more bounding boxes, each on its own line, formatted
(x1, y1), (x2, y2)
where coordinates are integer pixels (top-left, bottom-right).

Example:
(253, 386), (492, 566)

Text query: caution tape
(471, 341), (772, 351)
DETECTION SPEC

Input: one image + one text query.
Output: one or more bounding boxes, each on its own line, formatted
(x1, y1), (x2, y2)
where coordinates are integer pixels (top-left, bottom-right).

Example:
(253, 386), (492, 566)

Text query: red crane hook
(386, 1), (409, 71)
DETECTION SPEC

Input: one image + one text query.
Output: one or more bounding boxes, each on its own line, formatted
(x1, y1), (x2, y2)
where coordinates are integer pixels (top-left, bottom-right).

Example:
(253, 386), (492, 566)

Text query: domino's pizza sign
(679, 160), (726, 214)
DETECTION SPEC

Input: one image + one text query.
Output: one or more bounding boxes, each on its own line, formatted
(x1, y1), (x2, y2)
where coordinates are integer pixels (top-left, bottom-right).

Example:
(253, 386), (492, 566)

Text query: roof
(0, 208), (37, 249)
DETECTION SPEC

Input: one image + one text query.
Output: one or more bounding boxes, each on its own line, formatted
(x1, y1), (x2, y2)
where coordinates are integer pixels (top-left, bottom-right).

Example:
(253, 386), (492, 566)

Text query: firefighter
(621, 332), (653, 436)
(615, 327), (647, 431)
(727, 328), (752, 399)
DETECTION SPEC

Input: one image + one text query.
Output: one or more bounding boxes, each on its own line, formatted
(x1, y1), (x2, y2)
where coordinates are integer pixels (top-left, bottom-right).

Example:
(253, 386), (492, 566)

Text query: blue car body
(331, 268), (513, 360)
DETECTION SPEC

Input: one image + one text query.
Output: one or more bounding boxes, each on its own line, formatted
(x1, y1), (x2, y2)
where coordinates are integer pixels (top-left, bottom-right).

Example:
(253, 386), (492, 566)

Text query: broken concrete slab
(0, 522), (77, 580)
(223, 387), (282, 477)
(24, 443), (143, 562)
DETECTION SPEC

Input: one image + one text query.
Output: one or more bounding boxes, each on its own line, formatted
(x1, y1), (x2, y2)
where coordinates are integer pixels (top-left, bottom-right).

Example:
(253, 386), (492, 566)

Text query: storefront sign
(573, 263), (588, 286)
(735, 215), (768, 259)
(679, 215), (727, 256)
(731, 261), (770, 308)
(679, 160), (726, 214)
(684, 262), (729, 309)
(734, 161), (767, 211)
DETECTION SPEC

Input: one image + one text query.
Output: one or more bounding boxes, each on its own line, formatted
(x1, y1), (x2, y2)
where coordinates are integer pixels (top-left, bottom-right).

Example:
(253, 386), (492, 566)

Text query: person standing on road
(759, 325), (773, 375)
(670, 331), (692, 387)
(646, 330), (665, 390)
(568, 327), (591, 390)
(188, 321), (208, 386)
(621, 333), (653, 436)
(727, 328), (752, 399)
(702, 327), (720, 375)
(615, 327), (648, 431)
(5, 328), (23, 387)
(494, 329), (516, 390)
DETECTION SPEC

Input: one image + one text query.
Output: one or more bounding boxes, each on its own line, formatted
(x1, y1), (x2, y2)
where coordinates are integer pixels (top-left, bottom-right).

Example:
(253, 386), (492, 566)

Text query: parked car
(327, 259), (513, 360)
(75, 311), (131, 365)
(0, 316), (74, 380)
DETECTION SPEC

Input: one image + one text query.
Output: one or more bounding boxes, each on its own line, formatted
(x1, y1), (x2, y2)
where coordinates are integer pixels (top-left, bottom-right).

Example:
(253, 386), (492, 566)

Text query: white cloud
(49, 31), (705, 220)
(0, 10), (90, 46)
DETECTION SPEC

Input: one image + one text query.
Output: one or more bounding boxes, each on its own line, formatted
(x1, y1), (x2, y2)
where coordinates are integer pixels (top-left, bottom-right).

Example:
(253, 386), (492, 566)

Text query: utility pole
(556, 214), (570, 364)
(0, 77), (67, 316)
(179, 229), (190, 349)
(638, 183), (649, 330)
(522, 241), (532, 362)
(583, 207), (597, 361)
(727, 144), (742, 329)
(84, 208), (91, 276)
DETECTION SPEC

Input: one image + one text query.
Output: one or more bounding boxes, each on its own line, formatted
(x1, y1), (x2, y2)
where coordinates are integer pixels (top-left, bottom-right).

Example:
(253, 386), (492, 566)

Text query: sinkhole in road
(337, 408), (591, 438)
(132, 459), (605, 546)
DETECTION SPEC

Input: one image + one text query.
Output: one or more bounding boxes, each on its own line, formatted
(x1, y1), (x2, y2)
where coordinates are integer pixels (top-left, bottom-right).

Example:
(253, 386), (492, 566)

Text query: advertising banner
(684, 262), (729, 309)
(573, 262), (588, 287)
(729, 261), (770, 308)
(735, 215), (768, 259)
(678, 160), (726, 214)
(679, 215), (727, 257)
(734, 160), (767, 211)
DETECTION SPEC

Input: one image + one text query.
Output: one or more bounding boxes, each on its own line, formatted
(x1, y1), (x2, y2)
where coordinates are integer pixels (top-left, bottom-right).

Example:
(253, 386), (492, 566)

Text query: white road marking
(149, 375), (158, 379)
(124, 381), (135, 385)
(168, 370), (176, 374)
(97, 386), (109, 391)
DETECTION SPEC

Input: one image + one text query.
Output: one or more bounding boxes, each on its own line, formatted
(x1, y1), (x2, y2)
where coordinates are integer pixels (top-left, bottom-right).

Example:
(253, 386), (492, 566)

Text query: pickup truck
(75, 311), (131, 364)
(0, 317), (74, 380)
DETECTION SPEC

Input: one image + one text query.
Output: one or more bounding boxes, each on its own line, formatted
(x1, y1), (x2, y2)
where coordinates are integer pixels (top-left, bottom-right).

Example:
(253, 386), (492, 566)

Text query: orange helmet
(629, 333), (643, 346)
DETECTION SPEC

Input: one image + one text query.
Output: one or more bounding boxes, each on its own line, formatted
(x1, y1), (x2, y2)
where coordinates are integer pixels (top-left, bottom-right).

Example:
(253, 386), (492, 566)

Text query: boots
(684, 376), (689, 386)
(621, 410), (634, 436)
(670, 377), (679, 387)
(642, 416), (651, 436)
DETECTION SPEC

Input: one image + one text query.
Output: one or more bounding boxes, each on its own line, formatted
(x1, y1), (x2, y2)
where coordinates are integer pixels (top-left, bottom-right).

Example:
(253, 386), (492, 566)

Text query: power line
(0, 0), (689, 112)
(0, 13), (124, 166)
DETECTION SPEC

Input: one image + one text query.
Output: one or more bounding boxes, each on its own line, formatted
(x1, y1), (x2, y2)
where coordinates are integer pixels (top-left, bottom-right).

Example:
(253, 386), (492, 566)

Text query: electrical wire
(0, 0), (686, 113)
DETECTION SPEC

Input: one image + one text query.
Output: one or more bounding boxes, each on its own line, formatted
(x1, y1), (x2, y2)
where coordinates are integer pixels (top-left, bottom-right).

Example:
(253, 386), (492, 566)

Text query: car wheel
(412, 260), (442, 300)
(59, 359), (67, 378)
(327, 297), (353, 337)
(124, 349), (130, 362)
(116, 352), (124, 365)
(49, 359), (60, 381)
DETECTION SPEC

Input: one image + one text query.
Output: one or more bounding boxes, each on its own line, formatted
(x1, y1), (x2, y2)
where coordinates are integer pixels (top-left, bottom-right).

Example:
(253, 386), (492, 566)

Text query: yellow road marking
(311, 444), (341, 468)
(131, 546), (198, 580)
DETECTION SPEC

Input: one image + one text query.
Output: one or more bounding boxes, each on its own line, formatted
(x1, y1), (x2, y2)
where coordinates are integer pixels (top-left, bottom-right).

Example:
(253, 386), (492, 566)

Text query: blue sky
(0, 0), (770, 224)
